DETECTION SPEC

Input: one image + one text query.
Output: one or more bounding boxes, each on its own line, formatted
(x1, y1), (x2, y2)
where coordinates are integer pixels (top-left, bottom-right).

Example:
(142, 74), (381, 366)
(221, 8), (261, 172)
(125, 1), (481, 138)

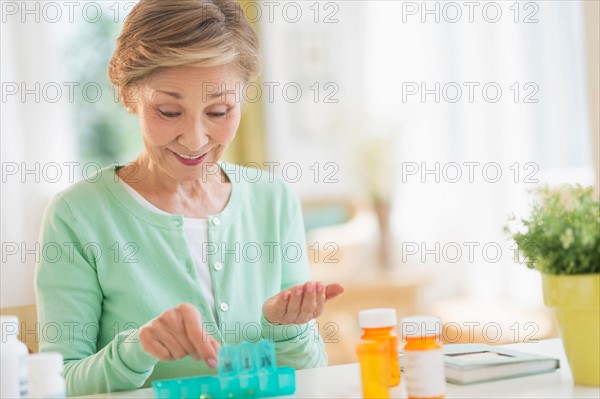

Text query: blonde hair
(108, 0), (261, 111)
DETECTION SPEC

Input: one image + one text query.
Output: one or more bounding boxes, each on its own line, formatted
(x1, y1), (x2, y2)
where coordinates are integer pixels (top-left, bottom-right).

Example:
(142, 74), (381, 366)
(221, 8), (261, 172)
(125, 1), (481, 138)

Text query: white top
(358, 308), (397, 328)
(117, 179), (217, 321)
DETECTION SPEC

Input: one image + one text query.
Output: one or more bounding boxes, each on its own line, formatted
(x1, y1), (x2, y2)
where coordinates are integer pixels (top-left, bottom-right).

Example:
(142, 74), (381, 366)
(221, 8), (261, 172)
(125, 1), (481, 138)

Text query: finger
(325, 283), (344, 300)
(140, 327), (172, 361)
(208, 336), (221, 354)
(164, 306), (202, 361)
(263, 289), (291, 324)
(297, 282), (317, 324)
(179, 304), (216, 360)
(152, 309), (194, 360)
(146, 326), (187, 360)
(283, 286), (304, 323)
(313, 281), (326, 319)
(275, 290), (291, 322)
(206, 337), (221, 368)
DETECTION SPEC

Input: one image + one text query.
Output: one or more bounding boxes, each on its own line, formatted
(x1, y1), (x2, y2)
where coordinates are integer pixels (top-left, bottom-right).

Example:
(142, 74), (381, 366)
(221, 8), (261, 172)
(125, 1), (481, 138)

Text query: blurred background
(2, 1), (599, 363)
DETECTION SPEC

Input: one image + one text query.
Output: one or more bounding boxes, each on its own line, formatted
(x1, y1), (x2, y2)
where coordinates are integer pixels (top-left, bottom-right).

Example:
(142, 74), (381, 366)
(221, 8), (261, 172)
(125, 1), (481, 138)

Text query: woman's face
(133, 64), (242, 182)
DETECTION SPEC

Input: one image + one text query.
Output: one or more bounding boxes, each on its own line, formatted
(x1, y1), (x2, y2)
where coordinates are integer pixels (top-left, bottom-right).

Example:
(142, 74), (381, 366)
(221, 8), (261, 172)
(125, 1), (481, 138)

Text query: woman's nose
(178, 118), (209, 151)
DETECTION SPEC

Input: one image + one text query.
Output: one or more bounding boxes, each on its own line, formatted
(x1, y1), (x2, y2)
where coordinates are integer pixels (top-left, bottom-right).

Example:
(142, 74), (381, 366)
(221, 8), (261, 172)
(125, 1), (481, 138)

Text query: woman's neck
(116, 152), (231, 218)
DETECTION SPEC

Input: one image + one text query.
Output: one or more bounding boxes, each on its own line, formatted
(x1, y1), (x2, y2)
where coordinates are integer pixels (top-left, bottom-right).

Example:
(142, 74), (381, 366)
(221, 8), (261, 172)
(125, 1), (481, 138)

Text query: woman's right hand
(139, 303), (220, 368)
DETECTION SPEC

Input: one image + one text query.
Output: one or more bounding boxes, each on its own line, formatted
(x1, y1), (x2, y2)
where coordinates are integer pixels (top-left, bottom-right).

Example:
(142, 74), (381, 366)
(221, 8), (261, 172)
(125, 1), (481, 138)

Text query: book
(399, 344), (560, 385)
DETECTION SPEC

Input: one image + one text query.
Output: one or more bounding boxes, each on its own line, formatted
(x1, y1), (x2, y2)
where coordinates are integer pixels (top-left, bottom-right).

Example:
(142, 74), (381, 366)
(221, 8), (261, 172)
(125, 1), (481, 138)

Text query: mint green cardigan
(35, 163), (327, 397)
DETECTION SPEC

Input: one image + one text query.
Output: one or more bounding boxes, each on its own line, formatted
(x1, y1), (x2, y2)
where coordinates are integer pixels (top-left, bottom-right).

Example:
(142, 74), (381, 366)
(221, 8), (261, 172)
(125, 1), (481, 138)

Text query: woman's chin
(167, 160), (221, 182)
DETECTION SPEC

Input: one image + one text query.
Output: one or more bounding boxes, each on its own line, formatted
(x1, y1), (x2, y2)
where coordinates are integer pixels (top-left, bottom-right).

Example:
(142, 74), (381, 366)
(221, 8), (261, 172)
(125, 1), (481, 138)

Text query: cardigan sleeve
(260, 181), (328, 369)
(34, 195), (158, 397)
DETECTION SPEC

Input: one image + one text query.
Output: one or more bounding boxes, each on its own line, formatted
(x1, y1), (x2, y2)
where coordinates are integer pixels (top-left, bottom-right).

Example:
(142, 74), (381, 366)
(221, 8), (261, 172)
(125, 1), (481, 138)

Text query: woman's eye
(159, 110), (180, 118)
(208, 111), (228, 118)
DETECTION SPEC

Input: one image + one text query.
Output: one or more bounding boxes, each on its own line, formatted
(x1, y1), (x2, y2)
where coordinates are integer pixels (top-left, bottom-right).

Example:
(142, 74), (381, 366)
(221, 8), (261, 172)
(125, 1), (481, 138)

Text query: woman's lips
(171, 149), (209, 166)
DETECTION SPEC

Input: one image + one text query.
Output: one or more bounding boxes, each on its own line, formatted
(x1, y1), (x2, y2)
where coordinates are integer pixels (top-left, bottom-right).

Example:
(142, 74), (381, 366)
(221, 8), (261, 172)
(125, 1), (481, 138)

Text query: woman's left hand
(262, 281), (344, 325)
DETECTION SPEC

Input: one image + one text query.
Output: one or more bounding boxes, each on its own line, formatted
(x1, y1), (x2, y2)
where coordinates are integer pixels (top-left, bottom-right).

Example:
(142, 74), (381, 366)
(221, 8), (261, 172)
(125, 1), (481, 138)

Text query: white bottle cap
(28, 353), (64, 378)
(358, 308), (397, 328)
(0, 315), (20, 342)
(400, 316), (441, 338)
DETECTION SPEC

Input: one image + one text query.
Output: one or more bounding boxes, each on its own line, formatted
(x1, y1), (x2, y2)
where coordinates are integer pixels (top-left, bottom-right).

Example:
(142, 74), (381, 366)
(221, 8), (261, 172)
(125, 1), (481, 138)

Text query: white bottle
(28, 353), (66, 399)
(401, 316), (446, 399)
(0, 315), (29, 398)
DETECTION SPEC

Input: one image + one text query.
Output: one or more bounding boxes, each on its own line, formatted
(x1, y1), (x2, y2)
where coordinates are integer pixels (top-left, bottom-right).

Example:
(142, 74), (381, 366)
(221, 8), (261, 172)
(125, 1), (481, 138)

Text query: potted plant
(506, 184), (599, 386)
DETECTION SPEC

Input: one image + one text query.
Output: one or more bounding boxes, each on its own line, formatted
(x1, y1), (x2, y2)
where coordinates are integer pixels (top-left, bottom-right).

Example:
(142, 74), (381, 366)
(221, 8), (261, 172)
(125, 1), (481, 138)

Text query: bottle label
(404, 348), (445, 398)
(19, 353), (28, 398)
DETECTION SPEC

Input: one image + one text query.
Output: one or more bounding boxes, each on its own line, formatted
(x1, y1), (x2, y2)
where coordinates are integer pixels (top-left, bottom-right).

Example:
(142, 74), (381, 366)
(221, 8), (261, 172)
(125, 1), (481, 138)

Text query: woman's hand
(262, 281), (344, 325)
(139, 303), (220, 367)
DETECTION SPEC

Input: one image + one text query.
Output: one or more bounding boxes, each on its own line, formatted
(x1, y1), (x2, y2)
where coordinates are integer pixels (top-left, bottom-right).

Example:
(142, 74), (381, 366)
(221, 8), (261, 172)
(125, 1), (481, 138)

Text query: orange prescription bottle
(356, 340), (390, 399)
(358, 308), (400, 387)
(401, 316), (446, 399)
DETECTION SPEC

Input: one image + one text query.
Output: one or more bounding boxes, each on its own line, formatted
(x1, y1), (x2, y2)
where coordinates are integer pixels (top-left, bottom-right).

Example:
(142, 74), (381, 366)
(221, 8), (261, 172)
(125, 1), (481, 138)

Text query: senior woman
(34, 0), (343, 396)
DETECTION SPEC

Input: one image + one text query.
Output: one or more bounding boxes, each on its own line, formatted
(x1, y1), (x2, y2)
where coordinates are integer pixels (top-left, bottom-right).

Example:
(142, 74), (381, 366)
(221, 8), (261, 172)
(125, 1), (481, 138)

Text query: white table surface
(76, 339), (600, 398)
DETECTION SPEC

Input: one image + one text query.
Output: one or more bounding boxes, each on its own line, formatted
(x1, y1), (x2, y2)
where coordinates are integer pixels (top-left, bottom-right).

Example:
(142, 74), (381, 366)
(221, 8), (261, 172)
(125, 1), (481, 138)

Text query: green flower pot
(542, 273), (600, 386)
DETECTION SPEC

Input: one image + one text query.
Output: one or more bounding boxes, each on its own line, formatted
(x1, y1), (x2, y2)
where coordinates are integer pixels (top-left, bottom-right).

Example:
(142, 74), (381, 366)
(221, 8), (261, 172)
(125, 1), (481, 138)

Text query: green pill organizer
(152, 339), (296, 398)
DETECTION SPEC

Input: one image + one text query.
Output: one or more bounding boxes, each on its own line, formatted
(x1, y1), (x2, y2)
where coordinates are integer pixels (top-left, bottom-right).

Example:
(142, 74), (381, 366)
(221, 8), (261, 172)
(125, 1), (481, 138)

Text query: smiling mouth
(175, 152), (204, 160)
(170, 149), (211, 166)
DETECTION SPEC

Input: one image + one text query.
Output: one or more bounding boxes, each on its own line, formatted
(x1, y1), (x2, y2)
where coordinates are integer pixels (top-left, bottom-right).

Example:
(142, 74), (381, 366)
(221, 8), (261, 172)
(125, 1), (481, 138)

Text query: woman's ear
(122, 92), (134, 114)
(121, 84), (140, 114)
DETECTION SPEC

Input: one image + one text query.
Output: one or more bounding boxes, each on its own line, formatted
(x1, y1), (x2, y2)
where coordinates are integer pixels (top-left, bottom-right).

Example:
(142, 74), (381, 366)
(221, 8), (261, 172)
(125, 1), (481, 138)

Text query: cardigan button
(214, 262), (223, 271)
(212, 217), (221, 226)
(220, 302), (229, 312)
